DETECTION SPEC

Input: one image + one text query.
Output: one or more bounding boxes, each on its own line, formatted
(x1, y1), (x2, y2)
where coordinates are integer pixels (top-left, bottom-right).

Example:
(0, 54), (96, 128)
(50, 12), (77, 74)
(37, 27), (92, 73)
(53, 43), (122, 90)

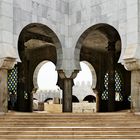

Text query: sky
(37, 61), (92, 90)
(37, 62), (58, 90)
(74, 62), (92, 86)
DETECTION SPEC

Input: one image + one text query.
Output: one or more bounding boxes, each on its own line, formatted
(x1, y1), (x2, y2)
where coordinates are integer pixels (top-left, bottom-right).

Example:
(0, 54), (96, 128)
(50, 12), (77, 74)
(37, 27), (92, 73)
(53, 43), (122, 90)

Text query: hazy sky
(37, 62), (58, 90)
(74, 62), (92, 85)
(37, 61), (92, 90)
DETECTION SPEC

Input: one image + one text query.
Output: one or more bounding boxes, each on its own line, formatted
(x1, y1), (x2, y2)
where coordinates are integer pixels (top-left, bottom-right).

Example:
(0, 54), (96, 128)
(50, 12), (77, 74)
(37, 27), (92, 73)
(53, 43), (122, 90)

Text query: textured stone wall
(0, 0), (140, 71)
(69, 0), (128, 63)
(62, 0), (129, 76)
(123, 0), (139, 61)
(1, 0), (140, 74)
(44, 103), (96, 113)
(13, 0), (69, 62)
(0, 0), (17, 58)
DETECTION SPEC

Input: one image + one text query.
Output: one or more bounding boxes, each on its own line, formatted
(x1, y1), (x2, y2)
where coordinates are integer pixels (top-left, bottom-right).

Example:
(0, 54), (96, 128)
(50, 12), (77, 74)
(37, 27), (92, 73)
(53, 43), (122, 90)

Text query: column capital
(123, 58), (140, 71)
(58, 70), (79, 79)
(0, 57), (16, 70)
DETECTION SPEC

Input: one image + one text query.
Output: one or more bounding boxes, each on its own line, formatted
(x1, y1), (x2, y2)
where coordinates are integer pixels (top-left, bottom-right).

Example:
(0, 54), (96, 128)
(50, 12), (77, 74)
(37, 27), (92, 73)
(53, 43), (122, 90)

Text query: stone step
(0, 126), (140, 131)
(0, 115), (138, 119)
(0, 114), (136, 117)
(1, 118), (139, 121)
(1, 118), (138, 122)
(0, 121), (139, 123)
(2, 113), (137, 119)
(0, 123), (140, 127)
(0, 112), (140, 139)
(0, 115), (139, 121)
(0, 134), (140, 139)
(0, 130), (140, 135)
(0, 118), (139, 123)
(3, 112), (133, 117)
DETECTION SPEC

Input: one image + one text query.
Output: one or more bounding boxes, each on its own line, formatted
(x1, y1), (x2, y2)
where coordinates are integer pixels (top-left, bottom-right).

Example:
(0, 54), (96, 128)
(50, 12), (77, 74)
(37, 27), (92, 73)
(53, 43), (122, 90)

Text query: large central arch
(17, 23), (62, 112)
(75, 23), (131, 112)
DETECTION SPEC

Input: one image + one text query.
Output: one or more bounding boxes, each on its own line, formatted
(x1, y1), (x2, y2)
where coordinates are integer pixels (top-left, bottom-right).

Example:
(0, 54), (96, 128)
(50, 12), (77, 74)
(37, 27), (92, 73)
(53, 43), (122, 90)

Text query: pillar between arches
(58, 70), (79, 112)
(0, 57), (16, 113)
(107, 41), (116, 112)
(123, 58), (140, 112)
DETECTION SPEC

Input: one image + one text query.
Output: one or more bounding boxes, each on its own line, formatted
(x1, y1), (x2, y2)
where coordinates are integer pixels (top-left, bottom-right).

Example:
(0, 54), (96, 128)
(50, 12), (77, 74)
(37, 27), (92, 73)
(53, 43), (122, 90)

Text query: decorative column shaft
(63, 78), (73, 112)
(95, 90), (100, 112)
(107, 41), (116, 112)
(123, 59), (140, 113)
(0, 57), (16, 113)
(58, 70), (78, 112)
(131, 70), (140, 112)
(0, 69), (8, 113)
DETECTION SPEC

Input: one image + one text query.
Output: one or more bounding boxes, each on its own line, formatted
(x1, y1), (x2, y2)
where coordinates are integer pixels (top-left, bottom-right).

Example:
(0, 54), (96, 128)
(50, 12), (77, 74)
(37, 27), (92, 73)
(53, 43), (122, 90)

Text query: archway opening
(36, 61), (58, 90)
(44, 98), (53, 103)
(17, 23), (62, 112)
(75, 23), (131, 112)
(73, 61), (97, 112)
(33, 61), (61, 112)
(74, 61), (93, 87)
(72, 95), (79, 103)
(83, 95), (96, 103)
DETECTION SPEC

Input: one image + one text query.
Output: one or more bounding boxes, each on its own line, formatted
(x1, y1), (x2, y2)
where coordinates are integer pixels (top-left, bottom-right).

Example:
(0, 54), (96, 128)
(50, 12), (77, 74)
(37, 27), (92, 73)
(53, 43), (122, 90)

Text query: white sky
(37, 62), (58, 90)
(74, 62), (92, 85)
(37, 61), (92, 90)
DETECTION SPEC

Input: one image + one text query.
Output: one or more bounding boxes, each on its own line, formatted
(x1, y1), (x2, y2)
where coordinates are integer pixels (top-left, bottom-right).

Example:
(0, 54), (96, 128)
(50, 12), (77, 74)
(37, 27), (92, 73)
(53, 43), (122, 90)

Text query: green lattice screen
(102, 70), (123, 101)
(8, 65), (18, 93)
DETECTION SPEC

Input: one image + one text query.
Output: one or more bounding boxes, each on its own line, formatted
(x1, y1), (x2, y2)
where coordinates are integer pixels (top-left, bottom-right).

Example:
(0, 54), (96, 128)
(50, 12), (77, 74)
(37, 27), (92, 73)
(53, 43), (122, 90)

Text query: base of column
(131, 70), (140, 113)
(0, 112), (5, 116)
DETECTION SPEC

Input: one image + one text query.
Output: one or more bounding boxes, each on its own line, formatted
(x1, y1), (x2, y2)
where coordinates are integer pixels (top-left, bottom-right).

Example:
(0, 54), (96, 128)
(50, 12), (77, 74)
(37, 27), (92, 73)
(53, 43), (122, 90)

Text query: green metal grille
(102, 70), (123, 101)
(8, 65), (18, 93)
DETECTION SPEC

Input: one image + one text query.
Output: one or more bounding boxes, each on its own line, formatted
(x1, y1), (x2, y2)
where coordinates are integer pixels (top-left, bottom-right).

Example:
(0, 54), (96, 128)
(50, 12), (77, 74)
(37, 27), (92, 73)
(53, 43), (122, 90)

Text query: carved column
(58, 70), (78, 112)
(107, 41), (116, 112)
(123, 59), (140, 112)
(0, 57), (16, 113)
(63, 78), (73, 112)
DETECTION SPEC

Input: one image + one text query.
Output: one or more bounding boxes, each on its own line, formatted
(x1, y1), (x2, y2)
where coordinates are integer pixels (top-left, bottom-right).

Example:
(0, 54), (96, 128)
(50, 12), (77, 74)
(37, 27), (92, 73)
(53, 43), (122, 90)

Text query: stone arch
(18, 23), (63, 69)
(33, 61), (48, 89)
(17, 23), (63, 112)
(81, 61), (97, 89)
(74, 23), (131, 112)
(83, 95), (96, 103)
(44, 98), (53, 102)
(73, 61), (97, 102)
(72, 95), (79, 103)
(74, 23), (121, 69)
